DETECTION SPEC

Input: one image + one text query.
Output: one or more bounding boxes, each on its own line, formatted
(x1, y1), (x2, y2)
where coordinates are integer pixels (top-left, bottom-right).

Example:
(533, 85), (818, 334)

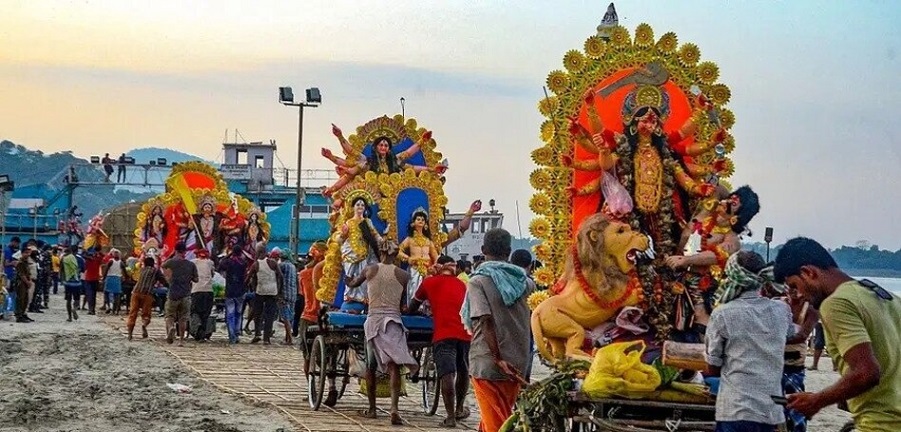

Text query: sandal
(358, 409), (377, 419)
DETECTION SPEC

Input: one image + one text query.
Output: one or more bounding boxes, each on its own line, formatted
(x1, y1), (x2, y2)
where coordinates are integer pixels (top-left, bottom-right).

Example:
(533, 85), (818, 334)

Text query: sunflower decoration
(529, 218), (552, 239)
(696, 61), (720, 85)
(563, 50), (587, 74)
(720, 132), (736, 152)
(609, 25), (631, 48)
(634, 23), (655, 47)
(538, 95), (559, 116)
(656, 31), (678, 54)
(678, 42), (701, 66)
(527, 290), (551, 310)
(531, 146), (556, 167)
(546, 70), (570, 94)
(532, 267), (557, 288)
(533, 243), (553, 263)
(540, 120), (557, 142)
(583, 35), (606, 58)
(719, 108), (736, 130)
(529, 193), (552, 216)
(529, 168), (552, 190)
(709, 84), (732, 105)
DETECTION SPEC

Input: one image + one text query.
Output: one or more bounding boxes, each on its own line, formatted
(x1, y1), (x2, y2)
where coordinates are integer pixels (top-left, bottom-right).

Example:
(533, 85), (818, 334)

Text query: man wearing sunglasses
(774, 237), (900, 431)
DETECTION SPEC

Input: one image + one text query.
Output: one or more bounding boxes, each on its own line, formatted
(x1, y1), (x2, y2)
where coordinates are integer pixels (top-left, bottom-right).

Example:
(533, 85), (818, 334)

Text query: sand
(804, 357), (854, 431)
(0, 300), (855, 432)
(0, 305), (295, 432)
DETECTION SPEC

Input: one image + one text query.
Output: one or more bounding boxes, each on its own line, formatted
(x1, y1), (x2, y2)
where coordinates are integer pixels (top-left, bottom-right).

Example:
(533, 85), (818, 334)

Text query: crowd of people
(3, 230), (899, 432)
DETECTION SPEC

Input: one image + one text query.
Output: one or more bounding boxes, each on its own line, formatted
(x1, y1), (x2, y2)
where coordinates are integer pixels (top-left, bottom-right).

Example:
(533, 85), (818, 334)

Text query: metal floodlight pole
(280, 86), (320, 258)
(294, 104), (305, 258)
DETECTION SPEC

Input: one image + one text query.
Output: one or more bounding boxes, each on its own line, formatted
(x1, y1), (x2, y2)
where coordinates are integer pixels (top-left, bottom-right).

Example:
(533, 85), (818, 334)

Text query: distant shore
(846, 269), (901, 278)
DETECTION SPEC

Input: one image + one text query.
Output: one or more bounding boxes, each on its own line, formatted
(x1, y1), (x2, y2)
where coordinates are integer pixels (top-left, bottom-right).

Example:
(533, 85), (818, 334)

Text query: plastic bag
(600, 171), (633, 217)
(347, 347), (367, 378)
(581, 341), (661, 399)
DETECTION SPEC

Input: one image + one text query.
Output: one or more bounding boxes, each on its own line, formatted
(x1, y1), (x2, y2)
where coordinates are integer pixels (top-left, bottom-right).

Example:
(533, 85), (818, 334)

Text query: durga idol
(321, 124), (447, 197)
(567, 85), (724, 257)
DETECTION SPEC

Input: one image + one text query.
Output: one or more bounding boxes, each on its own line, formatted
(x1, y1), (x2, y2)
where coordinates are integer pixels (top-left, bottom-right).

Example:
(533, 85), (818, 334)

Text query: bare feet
(439, 417), (456, 428)
(455, 406), (471, 420)
(358, 408), (377, 419)
(390, 411), (404, 426)
(324, 388), (338, 407)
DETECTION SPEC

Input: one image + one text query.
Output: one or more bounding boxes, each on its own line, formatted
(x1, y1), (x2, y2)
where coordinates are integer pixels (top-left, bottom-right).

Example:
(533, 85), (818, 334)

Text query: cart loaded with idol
(304, 114), (482, 412)
(512, 9), (766, 432)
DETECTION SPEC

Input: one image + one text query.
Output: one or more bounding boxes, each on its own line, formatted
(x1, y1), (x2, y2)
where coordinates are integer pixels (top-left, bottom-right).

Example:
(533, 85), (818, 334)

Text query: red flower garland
(571, 246), (642, 310)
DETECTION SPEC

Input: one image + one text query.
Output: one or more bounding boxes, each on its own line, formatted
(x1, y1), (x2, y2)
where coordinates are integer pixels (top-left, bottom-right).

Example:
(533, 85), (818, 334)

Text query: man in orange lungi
(461, 228), (534, 432)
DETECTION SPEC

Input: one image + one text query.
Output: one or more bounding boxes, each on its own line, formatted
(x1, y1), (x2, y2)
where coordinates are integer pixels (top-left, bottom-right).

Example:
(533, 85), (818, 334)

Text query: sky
(1, 0), (899, 249)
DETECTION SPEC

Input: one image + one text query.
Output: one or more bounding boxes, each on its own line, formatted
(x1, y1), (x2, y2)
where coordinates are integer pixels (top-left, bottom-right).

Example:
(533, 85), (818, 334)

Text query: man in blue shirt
(3, 236), (22, 316)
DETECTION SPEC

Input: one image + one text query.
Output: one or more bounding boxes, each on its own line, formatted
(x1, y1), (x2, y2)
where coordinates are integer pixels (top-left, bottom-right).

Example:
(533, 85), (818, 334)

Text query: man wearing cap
(23, 244), (40, 314)
(162, 242), (198, 345)
(189, 248), (216, 341)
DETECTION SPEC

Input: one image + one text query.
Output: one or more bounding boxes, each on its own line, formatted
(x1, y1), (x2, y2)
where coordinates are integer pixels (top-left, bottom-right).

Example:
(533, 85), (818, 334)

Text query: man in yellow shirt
(775, 237), (901, 431)
(51, 246), (61, 295)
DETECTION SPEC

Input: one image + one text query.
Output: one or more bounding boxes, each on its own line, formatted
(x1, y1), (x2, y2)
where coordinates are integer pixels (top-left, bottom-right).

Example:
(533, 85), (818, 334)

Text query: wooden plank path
(99, 313), (482, 431)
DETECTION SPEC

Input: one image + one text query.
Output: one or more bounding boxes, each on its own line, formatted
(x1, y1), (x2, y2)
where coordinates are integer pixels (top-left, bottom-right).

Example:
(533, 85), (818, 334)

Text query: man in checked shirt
(705, 251), (795, 432)
(127, 257), (168, 340)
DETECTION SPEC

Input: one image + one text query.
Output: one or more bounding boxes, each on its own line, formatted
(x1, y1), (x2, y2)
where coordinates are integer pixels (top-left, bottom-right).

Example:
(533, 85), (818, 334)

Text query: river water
(850, 276), (901, 295)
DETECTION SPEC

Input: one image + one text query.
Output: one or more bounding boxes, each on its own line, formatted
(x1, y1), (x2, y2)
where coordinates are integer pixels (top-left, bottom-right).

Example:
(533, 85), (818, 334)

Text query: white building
(441, 210), (504, 261)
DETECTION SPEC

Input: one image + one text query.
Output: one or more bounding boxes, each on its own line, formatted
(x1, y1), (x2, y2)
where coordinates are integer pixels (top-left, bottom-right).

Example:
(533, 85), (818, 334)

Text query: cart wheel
(307, 335), (327, 410)
(421, 347), (441, 416)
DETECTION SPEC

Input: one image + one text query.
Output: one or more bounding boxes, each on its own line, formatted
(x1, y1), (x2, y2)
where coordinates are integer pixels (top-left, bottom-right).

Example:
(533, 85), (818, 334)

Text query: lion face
(577, 214), (650, 277)
(601, 221), (650, 274)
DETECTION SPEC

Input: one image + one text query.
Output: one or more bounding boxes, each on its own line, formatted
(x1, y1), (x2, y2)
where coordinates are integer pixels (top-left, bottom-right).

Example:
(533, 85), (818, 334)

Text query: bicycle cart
(302, 311), (441, 413)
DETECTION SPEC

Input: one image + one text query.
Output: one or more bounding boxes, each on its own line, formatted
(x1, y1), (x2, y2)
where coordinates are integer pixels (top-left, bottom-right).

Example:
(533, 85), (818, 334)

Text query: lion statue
(531, 213), (650, 362)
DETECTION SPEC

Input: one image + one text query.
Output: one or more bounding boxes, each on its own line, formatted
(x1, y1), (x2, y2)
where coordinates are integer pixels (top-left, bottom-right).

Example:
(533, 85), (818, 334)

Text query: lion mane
(559, 214), (630, 294)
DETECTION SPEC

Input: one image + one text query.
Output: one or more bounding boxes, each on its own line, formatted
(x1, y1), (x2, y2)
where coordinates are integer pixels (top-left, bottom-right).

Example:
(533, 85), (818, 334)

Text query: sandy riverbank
(803, 357), (854, 431)
(0, 296), (853, 432)
(0, 303), (295, 432)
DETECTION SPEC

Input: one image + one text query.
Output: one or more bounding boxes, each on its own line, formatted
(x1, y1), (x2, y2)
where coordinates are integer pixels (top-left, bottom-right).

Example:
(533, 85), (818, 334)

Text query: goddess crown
(621, 85), (671, 124)
(410, 206), (429, 220)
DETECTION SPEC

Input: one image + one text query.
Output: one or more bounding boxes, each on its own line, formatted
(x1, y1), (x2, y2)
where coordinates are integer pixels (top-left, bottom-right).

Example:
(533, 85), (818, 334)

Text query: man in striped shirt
(128, 257), (167, 340)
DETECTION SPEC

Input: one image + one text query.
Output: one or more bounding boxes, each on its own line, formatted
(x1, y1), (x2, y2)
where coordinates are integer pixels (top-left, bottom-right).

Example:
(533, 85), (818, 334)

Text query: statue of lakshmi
(397, 207), (439, 304)
(338, 195), (384, 311)
(321, 123), (447, 197)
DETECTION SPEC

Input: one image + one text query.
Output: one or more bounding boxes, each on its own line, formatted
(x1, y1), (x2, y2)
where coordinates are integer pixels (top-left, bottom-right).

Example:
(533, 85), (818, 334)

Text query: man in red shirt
(409, 255), (472, 428)
(83, 248), (104, 315)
